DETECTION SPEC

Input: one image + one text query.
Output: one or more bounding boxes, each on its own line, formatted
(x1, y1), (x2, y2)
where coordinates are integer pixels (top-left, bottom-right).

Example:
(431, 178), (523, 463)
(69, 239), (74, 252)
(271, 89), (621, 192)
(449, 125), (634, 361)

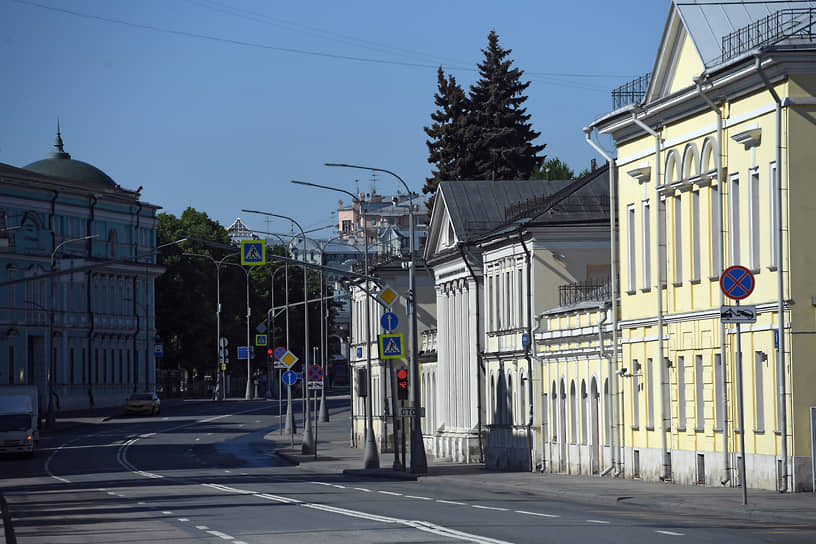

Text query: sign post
(720, 265), (755, 505)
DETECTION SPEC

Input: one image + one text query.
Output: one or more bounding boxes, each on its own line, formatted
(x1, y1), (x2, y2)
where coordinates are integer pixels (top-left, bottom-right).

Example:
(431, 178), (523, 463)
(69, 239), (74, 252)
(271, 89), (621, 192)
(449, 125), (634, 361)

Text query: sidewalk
(266, 404), (816, 525)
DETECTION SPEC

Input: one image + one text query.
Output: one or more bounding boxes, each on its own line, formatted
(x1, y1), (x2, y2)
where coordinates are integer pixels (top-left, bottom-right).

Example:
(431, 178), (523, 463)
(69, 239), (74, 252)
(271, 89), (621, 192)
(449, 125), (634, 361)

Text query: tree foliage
(531, 157), (574, 181)
(424, 30), (546, 202)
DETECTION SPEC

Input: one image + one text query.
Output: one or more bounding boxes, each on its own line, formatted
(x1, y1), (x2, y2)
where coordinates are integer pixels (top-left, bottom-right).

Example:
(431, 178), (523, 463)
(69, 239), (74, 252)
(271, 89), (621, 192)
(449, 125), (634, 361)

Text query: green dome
(23, 128), (117, 188)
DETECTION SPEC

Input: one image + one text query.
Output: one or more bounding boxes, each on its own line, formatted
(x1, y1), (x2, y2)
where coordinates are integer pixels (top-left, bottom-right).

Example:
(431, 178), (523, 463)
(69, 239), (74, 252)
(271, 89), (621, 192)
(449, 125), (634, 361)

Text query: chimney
(591, 158), (597, 172)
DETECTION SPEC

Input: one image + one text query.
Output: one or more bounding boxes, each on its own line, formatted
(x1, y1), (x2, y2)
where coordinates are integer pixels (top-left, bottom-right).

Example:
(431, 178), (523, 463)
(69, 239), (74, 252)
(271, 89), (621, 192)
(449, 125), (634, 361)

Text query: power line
(11, 0), (636, 83)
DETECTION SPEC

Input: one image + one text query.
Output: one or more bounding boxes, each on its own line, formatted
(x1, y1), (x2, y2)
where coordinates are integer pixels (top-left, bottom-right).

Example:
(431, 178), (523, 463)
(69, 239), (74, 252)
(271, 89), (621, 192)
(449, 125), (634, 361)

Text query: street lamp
(242, 209), (315, 455)
(291, 179), (380, 469)
(183, 251), (240, 401)
(323, 163), (427, 473)
(47, 233), (99, 428)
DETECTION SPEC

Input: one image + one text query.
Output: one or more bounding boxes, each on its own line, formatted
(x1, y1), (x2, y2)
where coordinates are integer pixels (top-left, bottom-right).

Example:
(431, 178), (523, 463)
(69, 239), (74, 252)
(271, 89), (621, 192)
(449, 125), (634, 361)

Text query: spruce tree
(423, 67), (472, 214)
(467, 30), (545, 180)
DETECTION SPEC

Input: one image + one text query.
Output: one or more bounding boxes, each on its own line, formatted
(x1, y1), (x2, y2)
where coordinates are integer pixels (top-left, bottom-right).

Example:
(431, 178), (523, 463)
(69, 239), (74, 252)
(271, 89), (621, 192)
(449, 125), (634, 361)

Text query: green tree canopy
(531, 157), (574, 181)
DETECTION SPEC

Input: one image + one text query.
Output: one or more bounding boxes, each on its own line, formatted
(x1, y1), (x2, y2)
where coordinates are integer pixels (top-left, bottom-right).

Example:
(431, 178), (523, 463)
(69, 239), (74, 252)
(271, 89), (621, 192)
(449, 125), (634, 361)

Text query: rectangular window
(711, 185), (721, 276)
(70, 348), (75, 386)
(627, 205), (636, 291)
(729, 174), (740, 265)
(749, 169), (760, 269)
(695, 354), (704, 430)
(692, 191), (701, 281)
(642, 201), (651, 289)
(517, 268), (524, 327)
(647, 358), (655, 428)
(674, 197), (683, 283)
(769, 163), (779, 268)
(632, 360), (640, 428)
(677, 356), (686, 429)
(659, 199), (667, 287)
(755, 351), (765, 431)
(486, 275), (493, 331)
(103, 349), (108, 384)
(8, 346), (14, 384)
(82, 348), (87, 385)
(119, 350), (123, 384)
(505, 271), (511, 329)
(663, 358), (671, 430)
(714, 353), (723, 429)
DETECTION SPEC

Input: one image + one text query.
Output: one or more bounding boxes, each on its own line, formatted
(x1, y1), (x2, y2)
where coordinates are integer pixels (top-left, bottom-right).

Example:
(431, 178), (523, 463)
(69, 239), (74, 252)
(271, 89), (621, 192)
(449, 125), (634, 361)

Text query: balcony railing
(558, 279), (611, 307)
(721, 8), (816, 64)
(611, 73), (650, 110)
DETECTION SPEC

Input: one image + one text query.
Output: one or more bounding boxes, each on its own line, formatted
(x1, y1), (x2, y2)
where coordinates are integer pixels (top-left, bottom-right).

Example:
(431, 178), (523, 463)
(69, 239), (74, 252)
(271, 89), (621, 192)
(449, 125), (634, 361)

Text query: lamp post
(47, 234), (99, 428)
(242, 210), (315, 455)
(222, 262), (252, 400)
(290, 179), (380, 469)
(323, 163), (427, 473)
(183, 251), (240, 401)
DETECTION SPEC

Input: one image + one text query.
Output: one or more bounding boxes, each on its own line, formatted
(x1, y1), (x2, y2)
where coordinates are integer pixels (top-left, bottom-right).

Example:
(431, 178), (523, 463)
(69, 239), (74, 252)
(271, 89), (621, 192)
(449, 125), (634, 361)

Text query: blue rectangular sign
(237, 346), (255, 359)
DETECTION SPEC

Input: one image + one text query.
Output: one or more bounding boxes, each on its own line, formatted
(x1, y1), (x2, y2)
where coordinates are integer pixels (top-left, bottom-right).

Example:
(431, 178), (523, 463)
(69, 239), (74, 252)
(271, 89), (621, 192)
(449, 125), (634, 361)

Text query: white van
(0, 386), (39, 454)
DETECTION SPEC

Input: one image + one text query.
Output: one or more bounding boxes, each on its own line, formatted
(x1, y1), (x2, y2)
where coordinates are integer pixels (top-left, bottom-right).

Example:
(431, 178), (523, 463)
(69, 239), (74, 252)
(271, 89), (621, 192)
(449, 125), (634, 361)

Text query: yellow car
(125, 392), (161, 416)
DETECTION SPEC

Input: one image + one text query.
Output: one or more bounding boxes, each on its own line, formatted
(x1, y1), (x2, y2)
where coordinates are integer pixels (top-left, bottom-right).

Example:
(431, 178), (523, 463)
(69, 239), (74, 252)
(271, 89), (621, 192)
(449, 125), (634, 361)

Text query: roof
(23, 129), (119, 189)
(675, 0), (816, 68)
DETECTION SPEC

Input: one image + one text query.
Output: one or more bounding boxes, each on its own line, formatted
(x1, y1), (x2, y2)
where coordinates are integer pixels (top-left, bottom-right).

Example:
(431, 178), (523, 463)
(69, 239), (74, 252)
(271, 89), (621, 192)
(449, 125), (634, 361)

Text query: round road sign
(720, 265), (755, 300)
(282, 370), (297, 386)
(308, 365), (324, 382)
(274, 346), (287, 360)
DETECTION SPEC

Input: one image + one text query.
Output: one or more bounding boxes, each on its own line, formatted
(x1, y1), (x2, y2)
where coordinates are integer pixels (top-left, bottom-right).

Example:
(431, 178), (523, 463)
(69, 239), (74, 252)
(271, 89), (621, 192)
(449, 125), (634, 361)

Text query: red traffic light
(267, 348), (274, 357)
(397, 369), (408, 380)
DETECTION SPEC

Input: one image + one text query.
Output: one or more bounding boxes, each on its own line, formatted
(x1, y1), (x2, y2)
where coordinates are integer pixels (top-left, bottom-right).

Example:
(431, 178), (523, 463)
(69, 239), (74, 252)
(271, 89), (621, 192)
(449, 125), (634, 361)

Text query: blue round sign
(381, 312), (399, 331)
(720, 265), (755, 300)
(282, 370), (298, 386)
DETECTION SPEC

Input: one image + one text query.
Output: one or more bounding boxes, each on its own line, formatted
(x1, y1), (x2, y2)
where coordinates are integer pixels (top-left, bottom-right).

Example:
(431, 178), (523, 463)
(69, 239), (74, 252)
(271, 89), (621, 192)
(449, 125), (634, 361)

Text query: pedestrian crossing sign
(255, 334), (268, 346)
(378, 333), (404, 359)
(241, 240), (266, 265)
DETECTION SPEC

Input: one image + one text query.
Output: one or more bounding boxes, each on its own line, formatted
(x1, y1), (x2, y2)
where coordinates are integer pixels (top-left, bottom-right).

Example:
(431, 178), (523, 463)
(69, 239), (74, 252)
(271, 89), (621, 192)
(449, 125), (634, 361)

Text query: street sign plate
(237, 346), (255, 359)
(721, 305), (757, 323)
(308, 365), (324, 381)
(378, 286), (399, 307)
(720, 265), (755, 300)
(241, 239), (266, 265)
(521, 333), (529, 347)
(154, 342), (164, 357)
(307, 382), (323, 389)
(282, 370), (297, 386)
(280, 350), (299, 368)
(356, 347), (363, 358)
(274, 346), (287, 360)
(273, 361), (287, 369)
(381, 311), (399, 332)
(774, 329), (779, 349)
(378, 333), (404, 359)
(220, 362), (227, 371)
(255, 334), (268, 346)
(399, 406), (425, 418)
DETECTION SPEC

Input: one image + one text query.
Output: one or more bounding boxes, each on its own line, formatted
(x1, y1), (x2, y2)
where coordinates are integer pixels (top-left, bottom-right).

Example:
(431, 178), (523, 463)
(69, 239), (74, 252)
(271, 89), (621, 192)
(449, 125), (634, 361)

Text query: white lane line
(195, 525), (209, 530)
(312, 481), (333, 486)
(472, 505), (508, 511)
(333, 485), (346, 489)
(378, 491), (403, 496)
(353, 487), (371, 492)
(515, 510), (560, 518)
(655, 530), (685, 536)
(405, 495), (433, 500)
(162, 511), (173, 515)
(206, 483), (512, 544)
(138, 502), (148, 505)
(178, 518), (190, 522)
(586, 519), (610, 524)
(437, 500), (466, 505)
(206, 529), (235, 540)
(107, 492), (117, 496)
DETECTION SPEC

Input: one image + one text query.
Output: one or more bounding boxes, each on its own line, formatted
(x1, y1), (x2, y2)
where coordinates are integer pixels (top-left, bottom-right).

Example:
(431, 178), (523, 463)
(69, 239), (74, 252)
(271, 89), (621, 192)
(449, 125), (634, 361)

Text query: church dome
(24, 126), (118, 188)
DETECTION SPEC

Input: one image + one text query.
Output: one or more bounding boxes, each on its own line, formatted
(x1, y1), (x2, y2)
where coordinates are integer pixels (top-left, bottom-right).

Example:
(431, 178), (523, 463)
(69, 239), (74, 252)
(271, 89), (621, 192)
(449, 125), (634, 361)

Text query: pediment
(424, 189), (459, 261)
(645, 7), (705, 104)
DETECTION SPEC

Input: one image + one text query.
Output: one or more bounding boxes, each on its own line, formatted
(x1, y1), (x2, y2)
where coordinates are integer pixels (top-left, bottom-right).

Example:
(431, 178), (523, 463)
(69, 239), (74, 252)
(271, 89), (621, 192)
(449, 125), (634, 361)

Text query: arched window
(519, 371), (526, 425)
(507, 375), (514, 425)
(580, 380), (588, 445)
(551, 381), (558, 440)
(603, 378), (610, 446)
(570, 380), (577, 443)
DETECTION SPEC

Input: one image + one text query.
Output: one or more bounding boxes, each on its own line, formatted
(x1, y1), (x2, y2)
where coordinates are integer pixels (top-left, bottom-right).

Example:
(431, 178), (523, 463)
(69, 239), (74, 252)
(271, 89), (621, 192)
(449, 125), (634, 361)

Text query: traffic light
(396, 368), (408, 400)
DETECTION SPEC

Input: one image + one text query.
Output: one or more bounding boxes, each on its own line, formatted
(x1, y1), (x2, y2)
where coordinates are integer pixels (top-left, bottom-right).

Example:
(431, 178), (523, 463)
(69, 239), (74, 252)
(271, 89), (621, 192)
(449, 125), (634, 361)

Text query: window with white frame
(755, 351), (765, 432)
(677, 356), (686, 429)
(714, 353), (723, 429)
(632, 360), (640, 428)
(695, 354), (704, 430)
(674, 196), (682, 284)
(749, 168), (760, 269)
(692, 191), (701, 281)
(663, 358), (671, 430)
(769, 163), (779, 269)
(647, 358), (655, 428)
(642, 201), (651, 289)
(711, 185), (721, 276)
(517, 267), (524, 327)
(486, 275), (494, 331)
(729, 174), (740, 265)
(627, 205), (636, 292)
(659, 199), (667, 287)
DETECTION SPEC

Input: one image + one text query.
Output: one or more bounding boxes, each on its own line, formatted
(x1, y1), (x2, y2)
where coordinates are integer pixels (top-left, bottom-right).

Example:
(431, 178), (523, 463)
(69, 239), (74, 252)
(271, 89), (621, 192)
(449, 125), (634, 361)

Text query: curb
(272, 450), (300, 466)
(342, 469), (418, 481)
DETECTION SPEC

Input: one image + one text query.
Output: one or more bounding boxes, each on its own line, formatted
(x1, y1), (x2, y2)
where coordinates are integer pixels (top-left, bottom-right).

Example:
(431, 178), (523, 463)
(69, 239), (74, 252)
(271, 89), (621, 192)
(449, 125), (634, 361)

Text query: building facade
(0, 130), (162, 414)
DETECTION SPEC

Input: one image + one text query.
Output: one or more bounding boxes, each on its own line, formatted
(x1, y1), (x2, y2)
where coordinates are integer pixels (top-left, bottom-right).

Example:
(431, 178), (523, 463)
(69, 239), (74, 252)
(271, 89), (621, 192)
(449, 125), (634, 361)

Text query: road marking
(178, 518), (189, 522)
(405, 495), (433, 500)
(586, 519), (610, 524)
(516, 510), (560, 518)
(437, 500), (466, 505)
(206, 529), (235, 540)
(138, 502), (148, 505)
(354, 487), (371, 492)
(107, 492), (117, 496)
(162, 511), (173, 515)
(378, 491), (402, 496)
(473, 505), (508, 511)
(205, 482), (512, 544)
(312, 481), (332, 486)
(656, 530), (685, 536)
(196, 525), (209, 530)
(333, 484), (346, 489)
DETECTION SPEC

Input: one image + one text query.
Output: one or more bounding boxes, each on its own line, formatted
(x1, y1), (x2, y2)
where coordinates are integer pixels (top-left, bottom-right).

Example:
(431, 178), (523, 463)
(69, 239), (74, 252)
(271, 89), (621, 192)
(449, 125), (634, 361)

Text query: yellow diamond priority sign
(378, 285), (399, 307)
(280, 350), (299, 369)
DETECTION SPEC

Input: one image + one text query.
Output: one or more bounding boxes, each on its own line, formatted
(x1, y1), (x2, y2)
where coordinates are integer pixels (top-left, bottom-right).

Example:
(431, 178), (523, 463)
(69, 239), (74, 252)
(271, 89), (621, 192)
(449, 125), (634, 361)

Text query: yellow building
(572, 1), (816, 491)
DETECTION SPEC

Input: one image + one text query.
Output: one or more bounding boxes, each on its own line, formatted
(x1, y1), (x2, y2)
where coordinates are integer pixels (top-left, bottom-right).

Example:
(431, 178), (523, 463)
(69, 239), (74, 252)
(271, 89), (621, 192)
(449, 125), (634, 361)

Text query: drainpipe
(755, 54), (788, 493)
(597, 303), (614, 475)
(584, 128), (622, 475)
(517, 231), (535, 471)
(631, 114), (669, 481)
(534, 314), (546, 471)
(459, 243), (484, 462)
(695, 76), (730, 486)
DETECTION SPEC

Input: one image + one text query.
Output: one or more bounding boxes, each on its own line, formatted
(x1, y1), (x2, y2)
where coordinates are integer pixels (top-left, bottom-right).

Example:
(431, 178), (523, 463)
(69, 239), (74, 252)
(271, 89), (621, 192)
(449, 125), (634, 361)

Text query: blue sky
(1, 0), (669, 234)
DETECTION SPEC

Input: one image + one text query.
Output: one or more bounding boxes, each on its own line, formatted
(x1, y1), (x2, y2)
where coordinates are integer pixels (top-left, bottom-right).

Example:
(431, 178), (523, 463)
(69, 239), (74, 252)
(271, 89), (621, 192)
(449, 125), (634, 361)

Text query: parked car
(125, 392), (160, 416)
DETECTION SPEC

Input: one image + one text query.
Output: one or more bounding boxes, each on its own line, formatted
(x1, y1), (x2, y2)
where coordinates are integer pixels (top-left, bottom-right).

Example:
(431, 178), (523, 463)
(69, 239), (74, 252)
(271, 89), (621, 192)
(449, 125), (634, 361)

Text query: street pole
(323, 164), (427, 472)
(319, 264), (330, 422)
(735, 300), (748, 505)
(289, 180), (379, 468)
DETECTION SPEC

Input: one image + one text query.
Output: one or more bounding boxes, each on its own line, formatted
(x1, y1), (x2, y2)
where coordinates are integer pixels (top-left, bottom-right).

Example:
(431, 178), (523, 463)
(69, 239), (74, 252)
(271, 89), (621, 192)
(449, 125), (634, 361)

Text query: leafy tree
(467, 30), (545, 180)
(423, 66), (472, 214)
(531, 157), (574, 181)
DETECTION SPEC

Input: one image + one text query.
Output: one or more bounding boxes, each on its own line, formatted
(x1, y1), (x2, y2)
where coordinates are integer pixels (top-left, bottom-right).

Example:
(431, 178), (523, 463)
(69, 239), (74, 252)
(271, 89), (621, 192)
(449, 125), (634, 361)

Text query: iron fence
(721, 8), (816, 63)
(611, 73), (650, 110)
(558, 279), (611, 307)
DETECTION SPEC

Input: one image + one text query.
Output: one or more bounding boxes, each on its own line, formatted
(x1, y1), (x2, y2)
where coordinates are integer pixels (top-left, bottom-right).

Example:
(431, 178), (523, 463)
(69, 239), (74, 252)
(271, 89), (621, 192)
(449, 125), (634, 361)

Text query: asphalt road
(1, 400), (814, 543)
